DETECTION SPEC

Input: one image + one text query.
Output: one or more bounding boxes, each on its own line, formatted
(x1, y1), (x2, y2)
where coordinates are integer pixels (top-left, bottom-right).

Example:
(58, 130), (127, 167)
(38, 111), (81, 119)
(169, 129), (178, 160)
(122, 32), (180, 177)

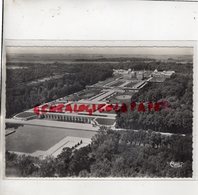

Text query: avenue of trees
(6, 128), (192, 177)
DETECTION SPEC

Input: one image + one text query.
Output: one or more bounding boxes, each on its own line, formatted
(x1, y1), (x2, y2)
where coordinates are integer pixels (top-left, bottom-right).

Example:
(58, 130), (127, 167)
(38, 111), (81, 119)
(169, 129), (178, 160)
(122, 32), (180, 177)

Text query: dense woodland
(6, 128), (192, 177)
(116, 73), (193, 134)
(6, 63), (112, 117)
(6, 56), (193, 177)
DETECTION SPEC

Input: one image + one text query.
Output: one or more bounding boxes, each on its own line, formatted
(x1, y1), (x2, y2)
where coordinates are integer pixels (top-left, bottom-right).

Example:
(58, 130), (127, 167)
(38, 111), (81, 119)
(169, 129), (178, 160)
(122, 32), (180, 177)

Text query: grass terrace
(77, 89), (102, 99)
(124, 81), (139, 88)
(95, 118), (115, 126)
(14, 112), (37, 119)
(109, 80), (125, 87)
(107, 92), (133, 104)
(94, 77), (117, 87)
(56, 89), (103, 102)
(56, 94), (80, 102)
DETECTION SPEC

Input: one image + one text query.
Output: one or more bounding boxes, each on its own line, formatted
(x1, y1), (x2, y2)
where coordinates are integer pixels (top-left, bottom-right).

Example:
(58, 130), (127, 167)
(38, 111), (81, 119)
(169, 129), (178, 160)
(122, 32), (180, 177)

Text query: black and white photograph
(1, 0), (198, 195)
(4, 41), (193, 178)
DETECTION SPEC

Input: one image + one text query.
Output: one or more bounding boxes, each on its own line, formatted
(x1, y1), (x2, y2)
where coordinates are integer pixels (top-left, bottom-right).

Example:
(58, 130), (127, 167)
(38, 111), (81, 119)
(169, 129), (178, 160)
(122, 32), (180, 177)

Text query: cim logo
(170, 161), (184, 168)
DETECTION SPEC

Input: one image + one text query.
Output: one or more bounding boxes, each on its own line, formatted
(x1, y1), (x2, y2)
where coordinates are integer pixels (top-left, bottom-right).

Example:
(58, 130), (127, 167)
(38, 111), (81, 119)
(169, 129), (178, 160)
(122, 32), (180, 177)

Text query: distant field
(6, 125), (96, 153)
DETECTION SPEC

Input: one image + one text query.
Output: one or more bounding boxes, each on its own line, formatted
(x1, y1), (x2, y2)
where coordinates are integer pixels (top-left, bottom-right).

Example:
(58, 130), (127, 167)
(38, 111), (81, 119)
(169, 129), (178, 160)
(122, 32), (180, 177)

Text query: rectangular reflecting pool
(6, 125), (96, 153)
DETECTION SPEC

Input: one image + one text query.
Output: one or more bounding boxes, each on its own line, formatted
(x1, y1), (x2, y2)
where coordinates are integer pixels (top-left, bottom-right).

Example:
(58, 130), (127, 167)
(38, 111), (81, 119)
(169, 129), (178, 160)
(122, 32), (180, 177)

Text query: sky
(6, 45), (193, 56)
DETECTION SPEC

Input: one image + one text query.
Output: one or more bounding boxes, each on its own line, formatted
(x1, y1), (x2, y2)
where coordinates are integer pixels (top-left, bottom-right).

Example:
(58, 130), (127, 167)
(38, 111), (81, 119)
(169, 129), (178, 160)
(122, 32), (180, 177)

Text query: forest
(116, 73), (193, 134)
(6, 63), (113, 117)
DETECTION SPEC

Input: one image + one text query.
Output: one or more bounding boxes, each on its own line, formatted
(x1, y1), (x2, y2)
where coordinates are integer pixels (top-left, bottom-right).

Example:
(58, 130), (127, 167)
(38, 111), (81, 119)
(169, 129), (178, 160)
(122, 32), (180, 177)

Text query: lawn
(95, 118), (115, 126)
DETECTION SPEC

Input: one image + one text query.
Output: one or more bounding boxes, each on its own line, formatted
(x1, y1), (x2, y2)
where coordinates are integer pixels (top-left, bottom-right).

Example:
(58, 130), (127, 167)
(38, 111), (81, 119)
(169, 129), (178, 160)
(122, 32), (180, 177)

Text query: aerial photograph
(5, 42), (193, 177)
